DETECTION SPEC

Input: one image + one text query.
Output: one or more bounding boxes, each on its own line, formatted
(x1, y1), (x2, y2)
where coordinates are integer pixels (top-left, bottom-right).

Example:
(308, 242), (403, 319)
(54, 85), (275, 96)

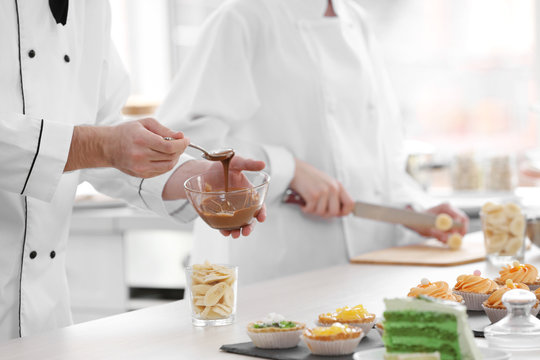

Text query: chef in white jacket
(0, 0), (265, 341)
(157, 0), (468, 284)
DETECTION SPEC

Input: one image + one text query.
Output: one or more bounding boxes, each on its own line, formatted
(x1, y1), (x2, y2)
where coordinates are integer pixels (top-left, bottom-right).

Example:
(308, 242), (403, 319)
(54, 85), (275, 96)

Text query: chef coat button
(28, 50), (36, 58)
(29, 251), (37, 259)
(64, 55), (70, 63)
(50, 251), (56, 259)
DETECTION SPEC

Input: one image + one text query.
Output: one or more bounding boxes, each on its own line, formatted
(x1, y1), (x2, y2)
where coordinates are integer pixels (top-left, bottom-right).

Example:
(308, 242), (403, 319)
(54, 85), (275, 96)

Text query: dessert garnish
(420, 278), (431, 287)
(253, 321), (297, 329)
(306, 323), (359, 337)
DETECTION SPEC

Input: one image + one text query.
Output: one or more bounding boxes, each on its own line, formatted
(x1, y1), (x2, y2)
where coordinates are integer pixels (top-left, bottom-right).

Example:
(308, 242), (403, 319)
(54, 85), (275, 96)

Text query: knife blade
(352, 201), (438, 229)
(282, 189), (461, 230)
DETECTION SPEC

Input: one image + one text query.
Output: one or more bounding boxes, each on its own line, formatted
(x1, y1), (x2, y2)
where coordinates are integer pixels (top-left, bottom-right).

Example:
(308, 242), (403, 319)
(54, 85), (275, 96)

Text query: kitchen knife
(282, 189), (462, 230)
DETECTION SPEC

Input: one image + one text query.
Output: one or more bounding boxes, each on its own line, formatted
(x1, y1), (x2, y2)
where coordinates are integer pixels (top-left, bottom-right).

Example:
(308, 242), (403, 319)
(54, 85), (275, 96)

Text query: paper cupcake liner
(316, 320), (375, 335)
(302, 335), (362, 356)
(247, 329), (303, 349)
(453, 290), (491, 311)
(482, 303), (540, 323)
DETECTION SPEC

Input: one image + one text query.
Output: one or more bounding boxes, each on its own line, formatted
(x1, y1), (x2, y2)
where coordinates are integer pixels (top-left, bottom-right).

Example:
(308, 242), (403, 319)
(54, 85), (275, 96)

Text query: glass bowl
(184, 170), (269, 230)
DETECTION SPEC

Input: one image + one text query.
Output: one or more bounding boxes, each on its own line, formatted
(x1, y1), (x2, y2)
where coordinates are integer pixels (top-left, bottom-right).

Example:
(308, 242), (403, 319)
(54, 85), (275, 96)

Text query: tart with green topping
(247, 313), (305, 349)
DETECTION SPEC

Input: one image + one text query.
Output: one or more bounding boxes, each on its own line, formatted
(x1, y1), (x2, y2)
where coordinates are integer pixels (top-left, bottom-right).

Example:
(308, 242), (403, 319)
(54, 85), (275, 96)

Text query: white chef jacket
(157, 0), (432, 284)
(0, 0), (193, 340)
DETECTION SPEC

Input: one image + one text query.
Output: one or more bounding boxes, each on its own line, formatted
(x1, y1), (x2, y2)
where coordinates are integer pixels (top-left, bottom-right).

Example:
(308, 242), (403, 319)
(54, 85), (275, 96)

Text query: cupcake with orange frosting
(453, 270), (499, 310)
(318, 304), (375, 334)
(481, 279), (539, 323)
(408, 278), (463, 303)
(535, 287), (540, 302)
(495, 261), (540, 290)
(302, 323), (363, 356)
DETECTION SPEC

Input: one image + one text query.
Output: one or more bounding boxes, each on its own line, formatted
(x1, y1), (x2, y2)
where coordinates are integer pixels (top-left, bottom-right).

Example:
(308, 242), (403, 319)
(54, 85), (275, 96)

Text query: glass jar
(450, 153), (483, 191)
(185, 263), (238, 327)
(480, 203), (526, 265)
(484, 154), (517, 192)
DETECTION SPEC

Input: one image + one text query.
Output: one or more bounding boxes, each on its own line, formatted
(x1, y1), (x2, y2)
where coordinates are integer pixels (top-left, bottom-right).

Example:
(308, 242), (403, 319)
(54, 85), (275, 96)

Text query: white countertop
(1, 241), (539, 359)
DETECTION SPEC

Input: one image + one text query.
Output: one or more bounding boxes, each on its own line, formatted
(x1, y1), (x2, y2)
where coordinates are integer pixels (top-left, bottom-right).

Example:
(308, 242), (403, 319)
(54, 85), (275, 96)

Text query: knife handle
(282, 189), (306, 206)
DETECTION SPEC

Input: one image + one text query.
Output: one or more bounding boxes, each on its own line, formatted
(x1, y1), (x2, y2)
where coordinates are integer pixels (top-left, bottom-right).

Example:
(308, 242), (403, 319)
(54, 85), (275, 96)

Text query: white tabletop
(1, 243), (539, 359)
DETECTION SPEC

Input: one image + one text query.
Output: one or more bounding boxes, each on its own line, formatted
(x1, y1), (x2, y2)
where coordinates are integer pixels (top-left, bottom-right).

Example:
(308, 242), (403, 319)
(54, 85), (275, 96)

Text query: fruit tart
(246, 313), (305, 349)
(318, 304), (375, 334)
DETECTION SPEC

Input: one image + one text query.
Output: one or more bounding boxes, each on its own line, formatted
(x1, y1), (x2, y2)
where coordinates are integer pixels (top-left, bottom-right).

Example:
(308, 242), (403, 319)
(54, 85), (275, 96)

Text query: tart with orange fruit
(481, 279), (539, 323)
(452, 270), (499, 310)
(318, 304), (375, 334)
(408, 278), (463, 303)
(302, 323), (363, 356)
(495, 261), (540, 290)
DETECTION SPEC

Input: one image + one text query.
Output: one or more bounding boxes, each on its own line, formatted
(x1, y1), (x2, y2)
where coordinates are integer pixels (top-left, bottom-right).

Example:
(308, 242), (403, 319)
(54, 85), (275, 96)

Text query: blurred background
(69, 0), (540, 323)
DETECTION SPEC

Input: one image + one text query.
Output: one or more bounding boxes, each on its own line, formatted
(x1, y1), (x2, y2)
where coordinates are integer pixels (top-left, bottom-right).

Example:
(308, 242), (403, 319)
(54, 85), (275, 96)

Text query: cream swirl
(499, 263), (539, 284)
(485, 283), (530, 308)
(408, 281), (462, 302)
(454, 274), (498, 294)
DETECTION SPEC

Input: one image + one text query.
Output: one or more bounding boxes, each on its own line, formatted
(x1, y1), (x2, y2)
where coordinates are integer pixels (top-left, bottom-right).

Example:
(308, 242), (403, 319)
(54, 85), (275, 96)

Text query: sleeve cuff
(261, 144), (295, 203)
(23, 120), (74, 201)
(138, 154), (196, 220)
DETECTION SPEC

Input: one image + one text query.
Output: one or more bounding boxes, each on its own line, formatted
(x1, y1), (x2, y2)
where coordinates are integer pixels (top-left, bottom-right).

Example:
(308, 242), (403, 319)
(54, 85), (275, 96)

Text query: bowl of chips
(184, 170), (269, 231)
(185, 261), (238, 326)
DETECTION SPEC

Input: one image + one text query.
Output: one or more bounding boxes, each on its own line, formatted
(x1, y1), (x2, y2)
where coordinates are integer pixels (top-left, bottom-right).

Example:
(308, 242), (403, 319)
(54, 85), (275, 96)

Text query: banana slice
(435, 214), (453, 231)
(200, 306), (212, 319)
(212, 303), (232, 317)
(447, 233), (463, 250)
(192, 284), (212, 296)
(225, 273), (236, 286)
(504, 203), (522, 219)
(204, 282), (228, 306)
(509, 217), (525, 236)
(222, 285), (235, 307)
(482, 202), (504, 214)
(501, 236), (523, 256)
(485, 232), (508, 253)
(194, 297), (206, 306)
(191, 273), (206, 285)
(193, 305), (205, 314)
(203, 273), (231, 284)
(485, 210), (507, 226)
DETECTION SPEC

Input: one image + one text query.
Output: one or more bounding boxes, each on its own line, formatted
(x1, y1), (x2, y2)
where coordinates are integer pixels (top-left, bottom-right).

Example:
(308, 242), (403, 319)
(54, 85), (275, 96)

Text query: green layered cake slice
(382, 296), (481, 360)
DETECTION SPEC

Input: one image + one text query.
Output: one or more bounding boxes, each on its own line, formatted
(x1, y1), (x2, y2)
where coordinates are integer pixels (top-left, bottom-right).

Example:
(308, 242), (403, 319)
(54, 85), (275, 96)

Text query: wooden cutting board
(350, 231), (486, 267)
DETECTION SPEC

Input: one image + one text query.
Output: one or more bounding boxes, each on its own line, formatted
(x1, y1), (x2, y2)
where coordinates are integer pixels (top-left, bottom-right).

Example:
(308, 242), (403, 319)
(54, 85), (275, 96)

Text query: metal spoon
(188, 143), (234, 161)
(163, 137), (234, 161)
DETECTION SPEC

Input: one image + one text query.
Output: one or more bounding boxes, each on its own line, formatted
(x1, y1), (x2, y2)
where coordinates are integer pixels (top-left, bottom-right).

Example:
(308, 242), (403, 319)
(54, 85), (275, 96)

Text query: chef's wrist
(64, 126), (110, 171)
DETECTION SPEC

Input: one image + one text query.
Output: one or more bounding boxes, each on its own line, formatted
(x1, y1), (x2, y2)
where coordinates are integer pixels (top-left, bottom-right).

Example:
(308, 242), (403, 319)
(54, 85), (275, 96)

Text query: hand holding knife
(282, 189), (464, 231)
